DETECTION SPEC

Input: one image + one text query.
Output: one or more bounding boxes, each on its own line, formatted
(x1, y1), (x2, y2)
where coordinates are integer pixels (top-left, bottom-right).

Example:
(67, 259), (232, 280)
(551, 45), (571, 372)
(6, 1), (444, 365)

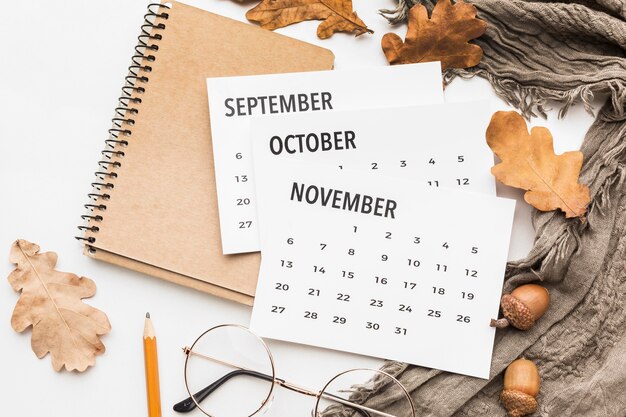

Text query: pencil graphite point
(143, 310), (161, 417)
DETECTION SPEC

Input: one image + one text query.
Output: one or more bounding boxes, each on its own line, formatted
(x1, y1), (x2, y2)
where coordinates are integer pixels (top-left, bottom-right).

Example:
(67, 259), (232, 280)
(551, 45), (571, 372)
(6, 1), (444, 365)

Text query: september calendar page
(249, 162), (515, 378)
(207, 63), (444, 254)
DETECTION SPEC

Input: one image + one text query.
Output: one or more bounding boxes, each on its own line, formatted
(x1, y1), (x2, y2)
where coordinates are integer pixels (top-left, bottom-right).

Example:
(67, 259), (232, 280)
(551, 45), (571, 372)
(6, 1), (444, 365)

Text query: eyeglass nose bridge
(275, 378), (320, 397)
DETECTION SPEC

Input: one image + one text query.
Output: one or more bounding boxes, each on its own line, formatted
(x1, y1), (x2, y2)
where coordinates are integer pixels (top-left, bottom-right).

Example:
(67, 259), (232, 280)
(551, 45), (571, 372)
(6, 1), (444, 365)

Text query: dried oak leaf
(381, 0), (486, 69)
(487, 111), (590, 218)
(8, 239), (111, 372)
(246, 0), (373, 39)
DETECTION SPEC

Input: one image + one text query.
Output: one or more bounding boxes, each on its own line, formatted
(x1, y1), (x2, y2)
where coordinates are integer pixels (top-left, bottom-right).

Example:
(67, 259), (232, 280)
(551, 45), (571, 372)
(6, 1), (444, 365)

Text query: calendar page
(207, 63), (444, 254)
(250, 163), (515, 378)
(249, 100), (496, 195)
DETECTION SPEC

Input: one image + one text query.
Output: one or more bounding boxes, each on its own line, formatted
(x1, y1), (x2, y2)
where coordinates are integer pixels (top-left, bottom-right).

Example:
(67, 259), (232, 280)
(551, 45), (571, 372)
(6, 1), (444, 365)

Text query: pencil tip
(146, 312), (150, 318)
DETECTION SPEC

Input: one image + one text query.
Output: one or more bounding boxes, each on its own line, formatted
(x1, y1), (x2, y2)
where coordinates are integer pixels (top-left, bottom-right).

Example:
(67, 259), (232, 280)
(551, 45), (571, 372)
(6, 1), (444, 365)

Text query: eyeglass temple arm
(173, 369), (372, 417)
(173, 369), (273, 412)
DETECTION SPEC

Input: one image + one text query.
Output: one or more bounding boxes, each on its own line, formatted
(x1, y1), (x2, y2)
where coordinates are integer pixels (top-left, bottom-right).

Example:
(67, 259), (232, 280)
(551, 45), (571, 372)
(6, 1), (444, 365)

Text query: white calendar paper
(207, 63), (444, 254)
(249, 100), (496, 195)
(250, 163), (515, 378)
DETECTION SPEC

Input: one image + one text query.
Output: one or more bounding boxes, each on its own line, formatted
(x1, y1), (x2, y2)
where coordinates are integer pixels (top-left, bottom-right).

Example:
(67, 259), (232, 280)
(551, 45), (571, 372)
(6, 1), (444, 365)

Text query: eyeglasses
(173, 324), (415, 417)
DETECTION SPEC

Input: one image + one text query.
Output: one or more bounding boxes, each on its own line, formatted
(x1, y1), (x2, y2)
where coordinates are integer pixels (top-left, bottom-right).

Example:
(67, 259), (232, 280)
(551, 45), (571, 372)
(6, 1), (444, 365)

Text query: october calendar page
(248, 100), (495, 194)
(250, 161), (515, 379)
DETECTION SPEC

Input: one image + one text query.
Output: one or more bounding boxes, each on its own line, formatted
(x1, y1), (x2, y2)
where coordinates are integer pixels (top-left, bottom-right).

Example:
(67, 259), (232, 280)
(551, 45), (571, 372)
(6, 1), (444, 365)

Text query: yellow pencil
(144, 313), (162, 417)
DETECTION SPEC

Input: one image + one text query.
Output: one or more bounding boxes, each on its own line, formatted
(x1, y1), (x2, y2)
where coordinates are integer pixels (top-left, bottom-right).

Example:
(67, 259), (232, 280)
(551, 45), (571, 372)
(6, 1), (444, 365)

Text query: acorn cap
(501, 294), (535, 330)
(501, 389), (538, 417)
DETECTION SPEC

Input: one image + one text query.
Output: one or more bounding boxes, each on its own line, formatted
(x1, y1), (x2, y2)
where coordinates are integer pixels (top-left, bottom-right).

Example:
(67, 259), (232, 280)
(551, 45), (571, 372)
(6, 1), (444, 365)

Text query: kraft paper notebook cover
(76, 1), (334, 305)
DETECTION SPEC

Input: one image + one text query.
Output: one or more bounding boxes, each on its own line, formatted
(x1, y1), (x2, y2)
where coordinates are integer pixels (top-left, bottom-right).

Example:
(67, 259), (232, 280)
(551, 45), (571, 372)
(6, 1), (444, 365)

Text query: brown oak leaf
(486, 111), (590, 218)
(246, 0), (373, 39)
(8, 240), (112, 371)
(381, 0), (486, 69)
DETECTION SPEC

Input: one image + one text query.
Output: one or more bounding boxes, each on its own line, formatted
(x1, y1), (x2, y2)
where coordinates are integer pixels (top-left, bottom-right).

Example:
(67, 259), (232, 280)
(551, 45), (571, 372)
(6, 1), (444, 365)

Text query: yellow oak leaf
(486, 111), (590, 218)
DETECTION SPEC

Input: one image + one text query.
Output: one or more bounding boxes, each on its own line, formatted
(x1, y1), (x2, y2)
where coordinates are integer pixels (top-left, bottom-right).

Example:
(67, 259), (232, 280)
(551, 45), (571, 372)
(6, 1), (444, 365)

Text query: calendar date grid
(228, 147), (257, 234)
(331, 152), (478, 192)
(265, 224), (487, 334)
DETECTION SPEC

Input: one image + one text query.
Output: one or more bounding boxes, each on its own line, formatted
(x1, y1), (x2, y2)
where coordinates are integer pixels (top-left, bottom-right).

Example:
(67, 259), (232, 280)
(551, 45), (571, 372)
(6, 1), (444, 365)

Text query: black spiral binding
(76, 3), (170, 253)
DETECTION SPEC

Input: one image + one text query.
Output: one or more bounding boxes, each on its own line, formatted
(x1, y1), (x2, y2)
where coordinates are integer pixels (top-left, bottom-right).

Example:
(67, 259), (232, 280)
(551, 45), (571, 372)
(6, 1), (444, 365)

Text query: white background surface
(0, 1), (600, 416)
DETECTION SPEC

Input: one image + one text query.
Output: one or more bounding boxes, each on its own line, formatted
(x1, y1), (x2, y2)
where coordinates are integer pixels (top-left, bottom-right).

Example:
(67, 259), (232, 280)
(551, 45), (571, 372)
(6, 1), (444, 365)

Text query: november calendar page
(249, 158), (515, 378)
(206, 63), (444, 255)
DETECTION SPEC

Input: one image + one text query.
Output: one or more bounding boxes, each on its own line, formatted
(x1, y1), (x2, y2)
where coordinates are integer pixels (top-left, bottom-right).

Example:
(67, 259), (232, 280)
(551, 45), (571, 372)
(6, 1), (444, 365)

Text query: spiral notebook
(75, 1), (334, 305)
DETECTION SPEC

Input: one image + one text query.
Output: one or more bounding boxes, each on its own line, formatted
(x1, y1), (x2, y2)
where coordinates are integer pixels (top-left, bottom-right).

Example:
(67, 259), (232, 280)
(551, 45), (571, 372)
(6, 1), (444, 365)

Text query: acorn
(501, 358), (540, 417)
(490, 284), (550, 330)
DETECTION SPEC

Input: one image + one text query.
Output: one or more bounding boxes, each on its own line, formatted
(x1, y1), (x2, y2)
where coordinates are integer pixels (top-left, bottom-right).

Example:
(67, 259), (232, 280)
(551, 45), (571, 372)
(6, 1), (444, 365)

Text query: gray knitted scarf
(324, 1), (626, 416)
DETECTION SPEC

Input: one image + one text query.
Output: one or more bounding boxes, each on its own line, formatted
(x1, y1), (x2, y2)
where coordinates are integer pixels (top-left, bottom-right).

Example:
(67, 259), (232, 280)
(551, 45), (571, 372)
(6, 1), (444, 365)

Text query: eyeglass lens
(315, 369), (414, 417)
(182, 325), (275, 417)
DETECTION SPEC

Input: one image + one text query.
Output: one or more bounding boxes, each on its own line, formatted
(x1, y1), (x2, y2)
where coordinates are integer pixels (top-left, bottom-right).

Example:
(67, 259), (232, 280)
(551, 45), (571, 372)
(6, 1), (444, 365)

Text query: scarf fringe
(379, 0), (422, 25)
(444, 69), (626, 121)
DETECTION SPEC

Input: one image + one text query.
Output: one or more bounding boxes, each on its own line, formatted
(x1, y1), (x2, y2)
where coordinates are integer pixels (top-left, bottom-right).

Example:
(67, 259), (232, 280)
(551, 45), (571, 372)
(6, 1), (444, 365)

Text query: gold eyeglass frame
(181, 324), (416, 417)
